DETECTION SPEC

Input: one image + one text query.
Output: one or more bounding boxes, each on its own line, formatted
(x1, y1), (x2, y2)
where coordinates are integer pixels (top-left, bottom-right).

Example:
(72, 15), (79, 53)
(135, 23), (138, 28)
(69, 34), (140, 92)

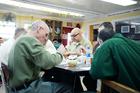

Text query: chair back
(1, 62), (10, 93)
(101, 80), (140, 93)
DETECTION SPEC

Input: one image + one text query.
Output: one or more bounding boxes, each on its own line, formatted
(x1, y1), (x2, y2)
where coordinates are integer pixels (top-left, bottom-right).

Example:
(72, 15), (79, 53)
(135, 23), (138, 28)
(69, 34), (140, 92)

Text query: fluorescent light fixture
(65, 0), (77, 4)
(0, 0), (84, 17)
(101, 0), (137, 6)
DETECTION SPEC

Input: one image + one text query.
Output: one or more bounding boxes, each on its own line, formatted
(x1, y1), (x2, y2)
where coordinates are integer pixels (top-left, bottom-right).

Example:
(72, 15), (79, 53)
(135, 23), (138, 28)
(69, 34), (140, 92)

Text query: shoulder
(17, 35), (36, 43)
(98, 35), (126, 51)
(18, 35), (35, 41)
(15, 35), (40, 48)
(105, 35), (126, 45)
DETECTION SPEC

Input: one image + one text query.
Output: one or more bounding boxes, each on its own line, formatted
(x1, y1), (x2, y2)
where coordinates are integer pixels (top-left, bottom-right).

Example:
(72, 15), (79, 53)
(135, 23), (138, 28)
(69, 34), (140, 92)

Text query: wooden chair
(101, 80), (140, 93)
(1, 62), (10, 93)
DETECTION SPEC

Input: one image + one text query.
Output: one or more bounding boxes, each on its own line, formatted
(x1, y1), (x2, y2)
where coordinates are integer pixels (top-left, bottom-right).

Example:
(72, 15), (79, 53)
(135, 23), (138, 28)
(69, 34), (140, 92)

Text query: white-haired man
(8, 21), (72, 93)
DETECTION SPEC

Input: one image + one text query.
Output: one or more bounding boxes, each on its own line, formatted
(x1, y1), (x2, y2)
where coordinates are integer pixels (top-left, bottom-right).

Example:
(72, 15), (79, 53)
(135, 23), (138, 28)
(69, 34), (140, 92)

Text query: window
(24, 23), (31, 30)
(135, 25), (140, 34)
(121, 26), (129, 33)
(0, 21), (16, 40)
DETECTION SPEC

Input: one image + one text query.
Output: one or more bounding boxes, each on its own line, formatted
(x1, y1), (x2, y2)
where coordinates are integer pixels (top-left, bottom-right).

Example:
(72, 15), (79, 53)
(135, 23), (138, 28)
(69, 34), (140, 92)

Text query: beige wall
(81, 10), (140, 39)
(0, 10), (140, 34)
(0, 12), (82, 29)
(16, 16), (42, 27)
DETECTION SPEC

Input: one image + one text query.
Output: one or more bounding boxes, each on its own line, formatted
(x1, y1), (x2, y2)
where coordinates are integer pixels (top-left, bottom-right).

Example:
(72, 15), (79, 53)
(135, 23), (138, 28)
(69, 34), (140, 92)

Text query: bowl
(67, 60), (77, 67)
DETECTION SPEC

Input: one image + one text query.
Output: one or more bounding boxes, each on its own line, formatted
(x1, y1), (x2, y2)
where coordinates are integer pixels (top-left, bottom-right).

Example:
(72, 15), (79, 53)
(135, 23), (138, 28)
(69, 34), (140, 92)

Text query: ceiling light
(0, 0), (84, 17)
(65, 0), (77, 3)
(101, 0), (137, 6)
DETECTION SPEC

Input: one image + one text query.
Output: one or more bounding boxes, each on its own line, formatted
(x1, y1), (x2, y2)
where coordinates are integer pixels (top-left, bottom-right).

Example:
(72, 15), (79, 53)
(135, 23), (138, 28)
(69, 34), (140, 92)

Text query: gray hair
(31, 20), (50, 32)
(14, 28), (27, 39)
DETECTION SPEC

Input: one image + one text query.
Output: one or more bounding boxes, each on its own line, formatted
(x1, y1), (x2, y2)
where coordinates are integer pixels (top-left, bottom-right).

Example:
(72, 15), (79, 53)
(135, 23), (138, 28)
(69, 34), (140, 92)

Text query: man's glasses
(71, 33), (79, 37)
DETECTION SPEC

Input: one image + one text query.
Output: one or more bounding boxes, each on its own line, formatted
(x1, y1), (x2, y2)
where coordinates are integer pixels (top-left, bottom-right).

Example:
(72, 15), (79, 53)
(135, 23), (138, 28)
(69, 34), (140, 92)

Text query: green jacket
(90, 33), (140, 91)
(8, 35), (63, 88)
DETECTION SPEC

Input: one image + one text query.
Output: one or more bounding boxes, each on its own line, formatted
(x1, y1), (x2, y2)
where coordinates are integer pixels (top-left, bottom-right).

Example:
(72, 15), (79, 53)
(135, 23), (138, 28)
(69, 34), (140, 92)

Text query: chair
(1, 62), (10, 93)
(101, 80), (140, 93)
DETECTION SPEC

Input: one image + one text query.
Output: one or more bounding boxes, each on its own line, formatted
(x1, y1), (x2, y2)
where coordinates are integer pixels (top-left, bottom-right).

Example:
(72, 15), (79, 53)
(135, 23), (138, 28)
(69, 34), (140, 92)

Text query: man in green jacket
(90, 22), (140, 91)
(8, 20), (72, 93)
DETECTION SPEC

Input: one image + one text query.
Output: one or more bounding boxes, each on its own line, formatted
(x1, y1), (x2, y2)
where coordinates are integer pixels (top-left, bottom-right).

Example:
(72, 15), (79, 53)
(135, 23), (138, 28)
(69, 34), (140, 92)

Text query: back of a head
(98, 22), (115, 42)
(98, 28), (115, 42)
(14, 28), (27, 39)
(99, 22), (113, 31)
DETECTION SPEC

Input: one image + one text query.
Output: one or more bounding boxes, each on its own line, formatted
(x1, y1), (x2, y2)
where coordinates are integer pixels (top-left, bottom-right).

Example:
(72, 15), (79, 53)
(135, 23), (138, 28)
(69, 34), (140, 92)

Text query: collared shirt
(66, 37), (93, 54)
(8, 35), (63, 88)
(90, 33), (140, 91)
(45, 39), (57, 54)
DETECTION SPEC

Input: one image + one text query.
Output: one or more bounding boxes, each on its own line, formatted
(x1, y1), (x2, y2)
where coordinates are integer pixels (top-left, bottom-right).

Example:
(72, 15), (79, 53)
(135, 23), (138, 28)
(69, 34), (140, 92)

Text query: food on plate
(67, 60), (77, 67)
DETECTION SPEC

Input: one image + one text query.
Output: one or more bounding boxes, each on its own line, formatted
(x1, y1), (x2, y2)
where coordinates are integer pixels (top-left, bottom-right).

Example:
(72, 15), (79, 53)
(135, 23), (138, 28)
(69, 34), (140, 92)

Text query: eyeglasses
(71, 33), (79, 37)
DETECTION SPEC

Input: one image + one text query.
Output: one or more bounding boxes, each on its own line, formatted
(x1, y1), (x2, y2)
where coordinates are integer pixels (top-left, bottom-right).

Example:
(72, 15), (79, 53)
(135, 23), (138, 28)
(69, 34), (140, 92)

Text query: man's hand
(63, 51), (81, 58)
(63, 51), (70, 58)
(80, 46), (86, 54)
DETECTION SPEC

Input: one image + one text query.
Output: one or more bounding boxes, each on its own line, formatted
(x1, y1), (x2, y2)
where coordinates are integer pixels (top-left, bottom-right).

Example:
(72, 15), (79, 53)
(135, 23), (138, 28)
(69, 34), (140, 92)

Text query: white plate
(68, 55), (77, 60)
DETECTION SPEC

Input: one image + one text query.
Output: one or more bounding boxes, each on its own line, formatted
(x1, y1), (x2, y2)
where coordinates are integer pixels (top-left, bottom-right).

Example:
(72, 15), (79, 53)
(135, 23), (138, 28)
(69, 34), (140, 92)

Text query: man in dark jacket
(90, 22), (140, 91)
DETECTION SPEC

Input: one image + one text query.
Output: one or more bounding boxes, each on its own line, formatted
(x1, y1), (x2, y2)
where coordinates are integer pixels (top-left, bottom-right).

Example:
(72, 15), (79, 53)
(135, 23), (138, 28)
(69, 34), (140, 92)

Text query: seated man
(64, 28), (92, 57)
(0, 28), (27, 66)
(83, 22), (115, 92)
(8, 20), (72, 93)
(90, 22), (140, 92)
(0, 28), (26, 84)
(43, 28), (86, 92)
(63, 28), (97, 92)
